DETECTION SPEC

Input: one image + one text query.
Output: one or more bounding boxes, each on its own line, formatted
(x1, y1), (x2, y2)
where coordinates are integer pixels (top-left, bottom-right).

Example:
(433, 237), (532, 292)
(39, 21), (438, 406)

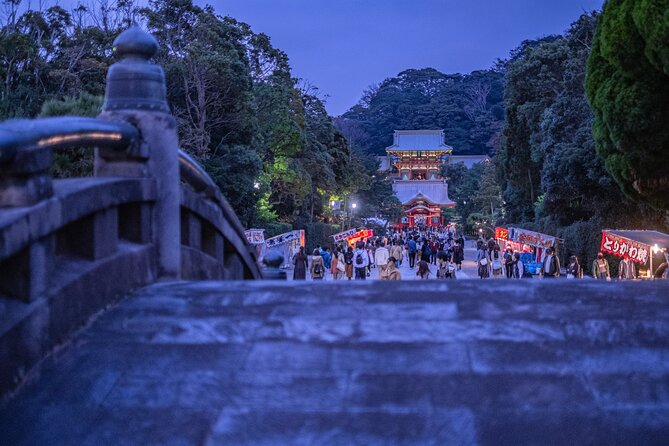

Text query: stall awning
(600, 229), (669, 264)
(603, 230), (669, 249)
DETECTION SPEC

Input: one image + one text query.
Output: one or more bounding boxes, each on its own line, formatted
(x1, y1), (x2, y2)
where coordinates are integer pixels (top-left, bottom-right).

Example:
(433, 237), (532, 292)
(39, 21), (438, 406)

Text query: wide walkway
(294, 244), (479, 281)
(2, 280), (668, 445)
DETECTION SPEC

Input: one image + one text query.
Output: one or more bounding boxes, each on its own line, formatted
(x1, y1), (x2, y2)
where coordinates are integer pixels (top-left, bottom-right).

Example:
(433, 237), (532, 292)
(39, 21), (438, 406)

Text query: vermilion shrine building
(378, 130), (487, 228)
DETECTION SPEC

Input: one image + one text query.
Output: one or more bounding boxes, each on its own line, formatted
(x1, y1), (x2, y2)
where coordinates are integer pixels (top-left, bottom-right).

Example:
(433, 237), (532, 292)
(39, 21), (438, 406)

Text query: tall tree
(586, 0), (669, 211)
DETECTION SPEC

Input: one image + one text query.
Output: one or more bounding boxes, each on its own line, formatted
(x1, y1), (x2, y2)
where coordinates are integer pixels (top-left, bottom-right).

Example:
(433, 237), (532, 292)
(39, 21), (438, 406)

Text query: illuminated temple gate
(384, 130), (455, 227)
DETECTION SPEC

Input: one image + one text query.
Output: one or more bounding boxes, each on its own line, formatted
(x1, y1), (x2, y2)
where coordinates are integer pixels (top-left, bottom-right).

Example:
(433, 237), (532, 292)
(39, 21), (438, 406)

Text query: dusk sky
(214, 0), (605, 116)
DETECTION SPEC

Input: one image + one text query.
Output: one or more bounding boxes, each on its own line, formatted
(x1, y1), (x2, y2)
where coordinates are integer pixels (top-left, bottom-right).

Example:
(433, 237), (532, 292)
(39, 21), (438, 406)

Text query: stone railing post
(262, 250), (287, 280)
(95, 26), (180, 279)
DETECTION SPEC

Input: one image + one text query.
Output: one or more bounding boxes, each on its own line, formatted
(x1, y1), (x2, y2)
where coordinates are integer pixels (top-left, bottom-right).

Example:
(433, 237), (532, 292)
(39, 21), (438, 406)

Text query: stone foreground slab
(1, 280), (669, 445)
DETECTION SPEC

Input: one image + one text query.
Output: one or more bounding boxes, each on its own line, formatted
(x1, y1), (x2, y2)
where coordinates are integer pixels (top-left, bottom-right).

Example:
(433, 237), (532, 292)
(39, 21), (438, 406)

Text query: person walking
(344, 246), (354, 280)
(310, 249), (325, 280)
(476, 241), (490, 279)
(292, 246), (308, 280)
(540, 247), (560, 278)
(407, 237), (417, 269)
(512, 252), (525, 278)
(353, 241), (369, 280)
(618, 256), (636, 280)
(421, 238), (431, 263)
(429, 238), (439, 265)
(503, 248), (514, 279)
(320, 246), (331, 279)
(592, 252), (610, 280)
(566, 256), (581, 279)
(491, 246), (504, 278)
(375, 241), (390, 279)
(436, 251), (456, 279)
(453, 242), (464, 271)
(416, 260), (431, 280)
(385, 256), (402, 280)
(330, 250), (344, 280)
(390, 241), (404, 267)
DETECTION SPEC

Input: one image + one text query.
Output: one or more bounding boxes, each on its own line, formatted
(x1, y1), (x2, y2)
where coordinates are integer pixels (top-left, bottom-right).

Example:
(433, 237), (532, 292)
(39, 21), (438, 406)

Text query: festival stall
(495, 227), (559, 275)
(600, 229), (669, 278)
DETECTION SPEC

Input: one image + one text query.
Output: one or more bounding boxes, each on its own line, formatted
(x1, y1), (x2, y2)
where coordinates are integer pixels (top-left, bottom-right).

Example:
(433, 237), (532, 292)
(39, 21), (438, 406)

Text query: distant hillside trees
(338, 68), (504, 156)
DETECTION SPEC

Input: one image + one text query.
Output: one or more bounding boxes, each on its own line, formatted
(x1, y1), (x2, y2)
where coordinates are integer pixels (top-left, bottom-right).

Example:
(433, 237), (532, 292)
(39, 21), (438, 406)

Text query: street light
(352, 203), (357, 209)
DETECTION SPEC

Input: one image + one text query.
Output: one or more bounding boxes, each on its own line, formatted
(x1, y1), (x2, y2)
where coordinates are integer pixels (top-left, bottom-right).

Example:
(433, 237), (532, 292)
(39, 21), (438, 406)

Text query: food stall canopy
(508, 228), (556, 248)
(601, 229), (669, 265)
(604, 230), (669, 248)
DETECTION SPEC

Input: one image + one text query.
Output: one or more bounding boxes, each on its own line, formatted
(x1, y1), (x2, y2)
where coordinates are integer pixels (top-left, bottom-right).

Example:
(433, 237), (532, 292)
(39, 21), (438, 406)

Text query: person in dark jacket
(407, 237), (417, 269)
(503, 248), (514, 279)
(344, 246), (354, 280)
(292, 246), (308, 280)
(540, 247), (560, 278)
(453, 243), (464, 270)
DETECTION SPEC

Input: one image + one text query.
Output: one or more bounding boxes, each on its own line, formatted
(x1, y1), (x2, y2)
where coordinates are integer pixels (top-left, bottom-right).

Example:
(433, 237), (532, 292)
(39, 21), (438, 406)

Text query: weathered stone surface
(1, 280), (669, 445)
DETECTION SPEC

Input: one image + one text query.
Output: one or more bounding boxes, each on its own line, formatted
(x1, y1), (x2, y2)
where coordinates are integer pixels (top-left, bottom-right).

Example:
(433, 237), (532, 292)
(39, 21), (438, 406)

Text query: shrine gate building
(385, 130), (456, 227)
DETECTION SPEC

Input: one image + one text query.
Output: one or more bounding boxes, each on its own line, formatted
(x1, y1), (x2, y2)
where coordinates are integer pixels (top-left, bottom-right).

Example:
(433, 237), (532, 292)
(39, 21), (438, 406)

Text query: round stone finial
(263, 249), (285, 269)
(103, 25), (169, 112)
(113, 25), (158, 60)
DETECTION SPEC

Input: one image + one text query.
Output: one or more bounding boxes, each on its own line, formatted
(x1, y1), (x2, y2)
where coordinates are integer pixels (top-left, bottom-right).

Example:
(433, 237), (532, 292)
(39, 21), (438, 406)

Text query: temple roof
(392, 180), (455, 207)
(386, 130), (453, 152)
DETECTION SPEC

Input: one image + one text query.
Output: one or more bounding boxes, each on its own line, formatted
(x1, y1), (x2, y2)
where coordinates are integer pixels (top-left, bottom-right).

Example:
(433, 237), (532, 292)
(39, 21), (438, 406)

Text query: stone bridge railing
(0, 26), (261, 396)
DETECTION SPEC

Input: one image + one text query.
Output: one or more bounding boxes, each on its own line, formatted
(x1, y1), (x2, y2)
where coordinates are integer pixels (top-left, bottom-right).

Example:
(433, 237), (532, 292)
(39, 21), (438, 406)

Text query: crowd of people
(474, 238), (536, 279)
(292, 226), (465, 281)
(474, 235), (669, 280)
(292, 226), (669, 281)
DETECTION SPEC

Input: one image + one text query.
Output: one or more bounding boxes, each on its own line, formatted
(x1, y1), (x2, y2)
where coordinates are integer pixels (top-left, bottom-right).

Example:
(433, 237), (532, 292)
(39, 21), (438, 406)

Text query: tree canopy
(585, 0), (669, 211)
(496, 11), (667, 267)
(338, 68), (504, 156)
(0, 0), (370, 230)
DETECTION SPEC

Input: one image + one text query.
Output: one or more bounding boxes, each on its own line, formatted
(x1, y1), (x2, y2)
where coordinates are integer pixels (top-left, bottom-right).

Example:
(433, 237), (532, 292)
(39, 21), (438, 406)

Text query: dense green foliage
(304, 222), (341, 252)
(497, 12), (667, 268)
(586, 0), (669, 211)
(0, 0), (369, 232)
(39, 93), (103, 178)
(337, 68), (504, 156)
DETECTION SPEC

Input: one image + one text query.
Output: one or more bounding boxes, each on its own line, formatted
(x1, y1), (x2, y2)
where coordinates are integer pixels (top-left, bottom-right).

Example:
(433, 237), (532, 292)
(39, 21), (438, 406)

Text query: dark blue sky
(214, 0), (605, 115)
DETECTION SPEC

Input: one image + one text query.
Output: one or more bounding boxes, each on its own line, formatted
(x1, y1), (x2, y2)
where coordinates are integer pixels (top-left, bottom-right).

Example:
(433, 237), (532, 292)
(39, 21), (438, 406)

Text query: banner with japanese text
(495, 227), (509, 241)
(600, 231), (650, 264)
(265, 230), (301, 249)
(332, 228), (357, 243)
(244, 229), (265, 245)
(509, 228), (555, 248)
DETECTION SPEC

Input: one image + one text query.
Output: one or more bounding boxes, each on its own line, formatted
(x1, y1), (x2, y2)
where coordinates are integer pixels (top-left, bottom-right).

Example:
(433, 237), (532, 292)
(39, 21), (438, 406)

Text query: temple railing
(0, 25), (261, 398)
(179, 150), (259, 280)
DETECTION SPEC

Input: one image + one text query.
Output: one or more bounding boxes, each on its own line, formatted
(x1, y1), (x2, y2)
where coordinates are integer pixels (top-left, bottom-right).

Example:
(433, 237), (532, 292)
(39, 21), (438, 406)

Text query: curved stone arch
(0, 26), (262, 397)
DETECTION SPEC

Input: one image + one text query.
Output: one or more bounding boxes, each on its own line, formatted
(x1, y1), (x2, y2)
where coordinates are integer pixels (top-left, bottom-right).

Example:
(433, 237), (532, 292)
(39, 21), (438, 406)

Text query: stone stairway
(1, 280), (668, 445)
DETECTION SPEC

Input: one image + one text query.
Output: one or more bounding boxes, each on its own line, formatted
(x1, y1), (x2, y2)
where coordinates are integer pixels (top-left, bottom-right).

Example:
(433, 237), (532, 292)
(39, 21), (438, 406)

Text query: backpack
(313, 262), (322, 275)
(356, 253), (364, 265)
